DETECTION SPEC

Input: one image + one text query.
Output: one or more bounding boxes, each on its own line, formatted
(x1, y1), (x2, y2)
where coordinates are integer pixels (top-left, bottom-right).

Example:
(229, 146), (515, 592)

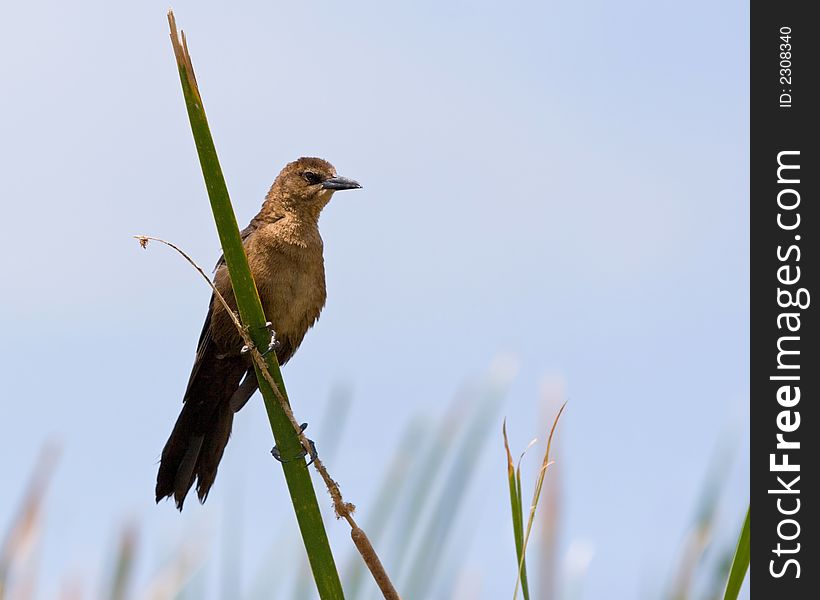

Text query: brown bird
(156, 157), (361, 510)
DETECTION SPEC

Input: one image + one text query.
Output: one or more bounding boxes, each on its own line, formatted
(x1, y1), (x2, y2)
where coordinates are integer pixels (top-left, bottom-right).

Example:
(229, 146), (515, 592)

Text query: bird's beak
(322, 176), (362, 191)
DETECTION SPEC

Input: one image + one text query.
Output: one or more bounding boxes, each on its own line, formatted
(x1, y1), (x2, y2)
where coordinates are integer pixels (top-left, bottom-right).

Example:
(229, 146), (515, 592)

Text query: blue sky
(0, 1), (749, 598)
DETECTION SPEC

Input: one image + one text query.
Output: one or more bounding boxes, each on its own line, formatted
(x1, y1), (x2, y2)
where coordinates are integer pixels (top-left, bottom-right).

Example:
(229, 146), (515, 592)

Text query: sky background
(1, 1), (749, 599)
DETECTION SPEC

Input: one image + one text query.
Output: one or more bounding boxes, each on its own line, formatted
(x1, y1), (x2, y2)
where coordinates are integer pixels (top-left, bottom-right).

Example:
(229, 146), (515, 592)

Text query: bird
(156, 157), (361, 510)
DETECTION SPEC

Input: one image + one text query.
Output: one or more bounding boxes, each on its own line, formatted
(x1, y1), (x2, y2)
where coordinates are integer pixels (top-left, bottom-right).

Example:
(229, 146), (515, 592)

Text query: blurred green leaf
(0, 444), (58, 600)
(722, 507), (749, 600)
(107, 524), (137, 600)
(402, 374), (509, 598)
(667, 436), (736, 600)
(513, 403), (565, 600)
(386, 392), (468, 579)
(345, 419), (423, 599)
(503, 421), (530, 600)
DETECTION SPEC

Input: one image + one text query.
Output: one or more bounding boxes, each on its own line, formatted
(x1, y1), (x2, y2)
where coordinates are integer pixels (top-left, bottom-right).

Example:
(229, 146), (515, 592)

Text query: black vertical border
(751, 2), (817, 597)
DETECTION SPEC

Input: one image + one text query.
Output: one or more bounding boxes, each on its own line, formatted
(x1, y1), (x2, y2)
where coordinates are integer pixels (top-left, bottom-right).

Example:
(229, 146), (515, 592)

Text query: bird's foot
(271, 423), (318, 466)
(241, 322), (279, 357)
(261, 322), (280, 357)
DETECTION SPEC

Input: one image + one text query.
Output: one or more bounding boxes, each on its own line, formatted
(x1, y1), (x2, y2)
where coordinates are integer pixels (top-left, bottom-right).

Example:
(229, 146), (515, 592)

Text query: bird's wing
(184, 294), (217, 399)
(190, 208), (289, 393)
(213, 221), (258, 271)
(189, 210), (286, 395)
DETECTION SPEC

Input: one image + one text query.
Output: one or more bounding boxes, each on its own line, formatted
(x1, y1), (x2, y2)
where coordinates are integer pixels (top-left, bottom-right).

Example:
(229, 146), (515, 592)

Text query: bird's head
(269, 157), (361, 218)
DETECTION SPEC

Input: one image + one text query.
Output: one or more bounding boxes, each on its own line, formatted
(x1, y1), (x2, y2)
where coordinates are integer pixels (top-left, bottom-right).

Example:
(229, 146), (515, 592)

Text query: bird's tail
(155, 346), (250, 510)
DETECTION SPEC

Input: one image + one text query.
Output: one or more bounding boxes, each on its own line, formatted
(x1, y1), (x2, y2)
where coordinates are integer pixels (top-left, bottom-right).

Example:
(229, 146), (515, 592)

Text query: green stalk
(514, 469), (530, 599)
(722, 506), (750, 600)
(106, 525), (137, 600)
(503, 422), (530, 600)
(512, 402), (565, 600)
(166, 12), (343, 599)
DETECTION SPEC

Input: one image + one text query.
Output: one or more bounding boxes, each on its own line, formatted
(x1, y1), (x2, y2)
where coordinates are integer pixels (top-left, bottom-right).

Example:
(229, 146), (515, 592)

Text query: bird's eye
(303, 171), (322, 185)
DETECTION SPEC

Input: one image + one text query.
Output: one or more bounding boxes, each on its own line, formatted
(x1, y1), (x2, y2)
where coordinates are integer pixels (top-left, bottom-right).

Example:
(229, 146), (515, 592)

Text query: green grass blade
(514, 402), (566, 600)
(166, 12), (343, 599)
(722, 507), (750, 600)
(503, 422), (529, 600)
(515, 468), (530, 600)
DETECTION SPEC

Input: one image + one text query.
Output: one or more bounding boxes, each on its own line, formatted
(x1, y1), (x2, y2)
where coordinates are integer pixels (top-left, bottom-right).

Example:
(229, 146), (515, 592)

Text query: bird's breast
(254, 244), (327, 350)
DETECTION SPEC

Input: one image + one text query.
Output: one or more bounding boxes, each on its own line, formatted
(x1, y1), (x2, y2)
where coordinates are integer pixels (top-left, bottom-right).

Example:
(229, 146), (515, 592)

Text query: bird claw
(271, 423), (318, 466)
(258, 322), (280, 357)
(241, 322), (279, 356)
(261, 322), (280, 357)
(304, 438), (318, 466)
